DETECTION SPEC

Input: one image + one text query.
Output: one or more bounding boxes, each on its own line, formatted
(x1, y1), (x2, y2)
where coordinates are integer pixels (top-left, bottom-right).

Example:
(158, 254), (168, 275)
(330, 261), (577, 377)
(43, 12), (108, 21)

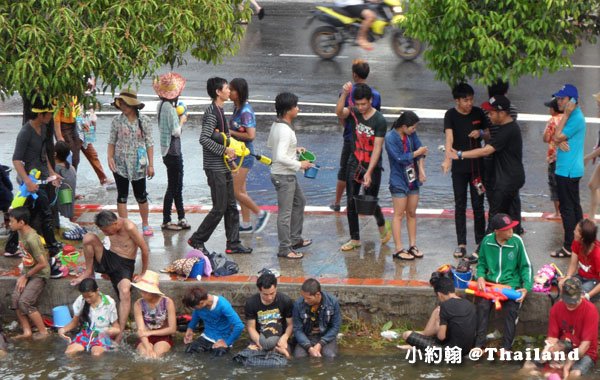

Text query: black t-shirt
(444, 107), (488, 174)
(348, 108), (387, 168)
(488, 120), (525, 191)
(244, 292), (293, 335)
(439, 297), (477, 353)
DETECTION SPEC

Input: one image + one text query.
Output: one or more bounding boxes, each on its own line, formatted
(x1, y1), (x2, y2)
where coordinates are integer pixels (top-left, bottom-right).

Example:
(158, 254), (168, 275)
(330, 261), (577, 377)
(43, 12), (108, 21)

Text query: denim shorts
(235, 154), (254, 169)
(390, 187), (419, 198)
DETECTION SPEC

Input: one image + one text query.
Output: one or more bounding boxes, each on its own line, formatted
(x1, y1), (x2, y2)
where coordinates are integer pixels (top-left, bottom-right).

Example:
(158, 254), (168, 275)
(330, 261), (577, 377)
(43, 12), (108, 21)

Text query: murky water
(2, 337), (583, 379)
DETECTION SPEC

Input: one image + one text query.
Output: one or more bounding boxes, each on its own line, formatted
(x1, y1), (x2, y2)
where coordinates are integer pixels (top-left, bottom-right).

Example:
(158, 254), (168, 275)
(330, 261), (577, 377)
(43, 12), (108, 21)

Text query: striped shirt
(200, 103), (228, 172)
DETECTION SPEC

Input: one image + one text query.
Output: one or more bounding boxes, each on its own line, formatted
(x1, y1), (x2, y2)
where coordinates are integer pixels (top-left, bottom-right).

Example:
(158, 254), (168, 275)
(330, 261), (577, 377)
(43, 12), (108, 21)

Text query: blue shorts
(235, 154), (254, 169)
(390, 187), (419, 198)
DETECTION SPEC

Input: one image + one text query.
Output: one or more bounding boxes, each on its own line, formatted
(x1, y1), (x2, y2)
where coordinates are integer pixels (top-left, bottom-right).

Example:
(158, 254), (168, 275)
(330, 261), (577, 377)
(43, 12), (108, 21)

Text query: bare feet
(114, 331), (124, 345)
(357, 38), (373, 51)
(32, 331), (49, 340)
(70, 272), (92, 286)
(546, 213), (561, 219)
(12, 332), (32, 340)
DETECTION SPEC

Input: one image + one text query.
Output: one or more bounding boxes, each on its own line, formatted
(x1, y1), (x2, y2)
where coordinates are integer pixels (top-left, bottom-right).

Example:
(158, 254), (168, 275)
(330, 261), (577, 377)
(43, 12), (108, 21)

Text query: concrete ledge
(0, 277), (562, 335)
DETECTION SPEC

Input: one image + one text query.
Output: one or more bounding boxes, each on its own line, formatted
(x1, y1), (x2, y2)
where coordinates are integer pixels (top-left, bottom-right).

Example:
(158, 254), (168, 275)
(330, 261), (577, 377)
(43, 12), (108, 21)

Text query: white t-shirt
(73, 292), (118, 330)
(334, 0), (365, 6)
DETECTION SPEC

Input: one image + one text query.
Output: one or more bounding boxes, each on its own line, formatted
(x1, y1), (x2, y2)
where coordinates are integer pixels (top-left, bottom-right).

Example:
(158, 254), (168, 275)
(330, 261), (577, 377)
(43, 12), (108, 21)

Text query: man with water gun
(12, 100), (63, 259)
(474, 213), (532, 352)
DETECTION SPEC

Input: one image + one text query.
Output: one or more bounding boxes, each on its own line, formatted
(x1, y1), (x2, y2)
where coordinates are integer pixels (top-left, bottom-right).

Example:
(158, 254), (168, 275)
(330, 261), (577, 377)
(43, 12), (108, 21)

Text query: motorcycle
(306, 0), (422, 60)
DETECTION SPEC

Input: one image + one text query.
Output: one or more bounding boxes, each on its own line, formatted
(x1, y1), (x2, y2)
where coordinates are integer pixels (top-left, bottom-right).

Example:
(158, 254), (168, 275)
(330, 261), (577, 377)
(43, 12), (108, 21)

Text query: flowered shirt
(108, 113), (153, 180)
(73, 292), (118, 330)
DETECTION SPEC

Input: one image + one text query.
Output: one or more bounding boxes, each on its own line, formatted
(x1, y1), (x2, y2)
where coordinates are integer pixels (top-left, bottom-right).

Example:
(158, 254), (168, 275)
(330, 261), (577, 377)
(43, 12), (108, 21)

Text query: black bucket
(354, 195), (379, 215)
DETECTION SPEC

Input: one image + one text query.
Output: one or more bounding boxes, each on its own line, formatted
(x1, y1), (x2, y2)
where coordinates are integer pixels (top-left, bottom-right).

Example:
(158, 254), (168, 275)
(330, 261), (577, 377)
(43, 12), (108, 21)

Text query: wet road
(1, 5), (600, 212)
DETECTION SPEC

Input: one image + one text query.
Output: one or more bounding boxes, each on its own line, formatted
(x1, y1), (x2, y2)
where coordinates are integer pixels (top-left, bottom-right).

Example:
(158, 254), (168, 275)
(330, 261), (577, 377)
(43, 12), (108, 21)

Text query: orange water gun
(466, 281), (523, 310)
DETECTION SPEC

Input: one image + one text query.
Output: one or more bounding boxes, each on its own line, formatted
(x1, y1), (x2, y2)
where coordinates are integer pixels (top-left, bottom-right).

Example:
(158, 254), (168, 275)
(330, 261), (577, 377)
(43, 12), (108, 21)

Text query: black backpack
(206, 252), (239, 277)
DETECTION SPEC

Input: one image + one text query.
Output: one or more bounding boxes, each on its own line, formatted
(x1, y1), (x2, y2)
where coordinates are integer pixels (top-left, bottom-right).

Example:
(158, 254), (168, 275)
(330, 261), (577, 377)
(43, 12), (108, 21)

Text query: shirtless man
(71, 210), (149, 341)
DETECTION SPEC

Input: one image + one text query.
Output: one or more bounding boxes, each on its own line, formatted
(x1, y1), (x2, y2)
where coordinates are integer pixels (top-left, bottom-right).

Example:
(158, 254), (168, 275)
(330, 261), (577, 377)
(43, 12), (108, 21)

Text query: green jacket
(476, 233), (533, 291)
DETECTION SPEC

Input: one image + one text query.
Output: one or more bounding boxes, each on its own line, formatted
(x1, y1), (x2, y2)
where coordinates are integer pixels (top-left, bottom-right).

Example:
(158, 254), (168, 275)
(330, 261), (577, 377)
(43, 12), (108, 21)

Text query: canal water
(0, 337), (560, 379)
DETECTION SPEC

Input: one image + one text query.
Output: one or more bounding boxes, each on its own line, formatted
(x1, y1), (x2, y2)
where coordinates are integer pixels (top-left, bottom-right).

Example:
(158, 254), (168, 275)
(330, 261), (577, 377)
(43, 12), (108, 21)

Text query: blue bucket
(304, 165), (320, 179)
(52, 305), (72, 327)
(189, 259), (205, 278)
(451, 269), (472, 290)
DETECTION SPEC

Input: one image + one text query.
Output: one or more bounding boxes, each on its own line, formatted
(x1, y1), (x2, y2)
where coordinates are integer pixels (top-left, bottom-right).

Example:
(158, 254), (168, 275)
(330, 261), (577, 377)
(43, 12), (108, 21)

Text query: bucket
(58, 188), (73, 205)
(52, 305), (72, 327)
(298, 150), (316, 162)
(304, 165), (320, 179)
(451, 269), (472, 290)
(354, 194), (379, 215)
(189, 259), (205, 278)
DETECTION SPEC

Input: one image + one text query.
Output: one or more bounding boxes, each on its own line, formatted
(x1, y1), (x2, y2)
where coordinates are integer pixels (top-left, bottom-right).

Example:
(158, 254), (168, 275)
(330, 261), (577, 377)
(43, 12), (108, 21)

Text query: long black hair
(78, 278), (99, 327)
(230, 78), (249, 106)
(391, 111), (420, 130)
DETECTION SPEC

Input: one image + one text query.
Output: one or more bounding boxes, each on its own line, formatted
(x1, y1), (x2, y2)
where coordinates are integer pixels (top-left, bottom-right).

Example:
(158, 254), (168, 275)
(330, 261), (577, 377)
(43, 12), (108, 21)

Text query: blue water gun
(11, 169), (42, 208)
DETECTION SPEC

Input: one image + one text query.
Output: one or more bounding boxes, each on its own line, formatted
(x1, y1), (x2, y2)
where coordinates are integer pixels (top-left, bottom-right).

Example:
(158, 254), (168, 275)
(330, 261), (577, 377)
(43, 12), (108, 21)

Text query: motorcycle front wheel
(310, 26), (342, 60)
(391, 29), (422, 61)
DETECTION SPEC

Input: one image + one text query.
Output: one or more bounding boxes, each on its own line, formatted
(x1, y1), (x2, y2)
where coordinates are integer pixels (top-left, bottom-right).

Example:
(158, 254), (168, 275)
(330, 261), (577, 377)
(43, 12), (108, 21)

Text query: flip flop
(292, 239), (312, 250)
(341, 240), (361, 251)
(453, 246), (466, 258)
(277, 251), (303, 260)
(393, 249), (415, 260)
(408, 246), (424, 258)
(550, 247), (571, 258)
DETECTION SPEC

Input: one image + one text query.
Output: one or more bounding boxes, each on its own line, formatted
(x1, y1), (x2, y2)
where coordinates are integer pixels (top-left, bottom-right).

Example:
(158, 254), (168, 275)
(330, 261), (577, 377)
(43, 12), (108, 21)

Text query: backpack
(206, 252), (239, 277)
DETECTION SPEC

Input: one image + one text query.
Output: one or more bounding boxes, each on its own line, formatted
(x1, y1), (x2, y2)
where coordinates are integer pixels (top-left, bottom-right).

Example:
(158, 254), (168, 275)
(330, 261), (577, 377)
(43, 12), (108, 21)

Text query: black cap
(490, 213), (519, 231)
(544, 97), (561, 113)
(482, 95), (511, 112)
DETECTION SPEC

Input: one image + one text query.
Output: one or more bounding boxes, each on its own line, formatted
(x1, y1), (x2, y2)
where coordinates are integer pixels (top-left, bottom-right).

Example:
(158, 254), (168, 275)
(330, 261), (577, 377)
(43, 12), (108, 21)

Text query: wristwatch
(457, 150), (463, 160)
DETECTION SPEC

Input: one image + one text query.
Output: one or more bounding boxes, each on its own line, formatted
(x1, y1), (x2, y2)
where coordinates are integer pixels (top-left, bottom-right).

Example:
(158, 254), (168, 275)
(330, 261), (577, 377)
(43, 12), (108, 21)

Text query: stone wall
(0, 277), (566, 335)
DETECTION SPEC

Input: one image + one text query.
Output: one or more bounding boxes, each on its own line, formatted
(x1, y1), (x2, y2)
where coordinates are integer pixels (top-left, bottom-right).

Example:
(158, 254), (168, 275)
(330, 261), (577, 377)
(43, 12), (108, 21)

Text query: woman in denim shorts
(384, 111), (428, 260)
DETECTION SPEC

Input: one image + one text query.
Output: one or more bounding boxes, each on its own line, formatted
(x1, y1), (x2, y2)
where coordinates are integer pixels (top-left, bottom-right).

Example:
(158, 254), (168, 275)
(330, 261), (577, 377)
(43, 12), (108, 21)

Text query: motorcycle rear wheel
(310, 26), (342, 60)
(391, 29), (422, 61)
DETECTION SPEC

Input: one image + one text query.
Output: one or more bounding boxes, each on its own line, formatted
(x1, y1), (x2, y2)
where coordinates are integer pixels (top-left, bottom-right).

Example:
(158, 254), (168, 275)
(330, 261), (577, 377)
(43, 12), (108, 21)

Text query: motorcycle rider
(334, 0), (377, 51)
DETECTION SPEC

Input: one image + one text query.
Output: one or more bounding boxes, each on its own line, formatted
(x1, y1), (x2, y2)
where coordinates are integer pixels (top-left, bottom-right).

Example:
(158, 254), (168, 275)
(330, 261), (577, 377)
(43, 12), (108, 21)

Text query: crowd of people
(1, 60), (600, 376)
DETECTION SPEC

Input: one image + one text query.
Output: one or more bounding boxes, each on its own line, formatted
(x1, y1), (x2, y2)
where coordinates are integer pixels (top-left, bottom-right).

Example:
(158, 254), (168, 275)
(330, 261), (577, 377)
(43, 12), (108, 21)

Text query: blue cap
(553, 84), (578, 100)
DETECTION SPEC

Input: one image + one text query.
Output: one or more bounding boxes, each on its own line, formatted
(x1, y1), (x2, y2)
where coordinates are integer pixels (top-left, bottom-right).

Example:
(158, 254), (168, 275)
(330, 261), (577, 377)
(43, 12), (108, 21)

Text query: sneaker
(47, 242), (63, 257)
(465, 253), (479, 265)
(239, 225), (253, 234)
(50, 258), (68, 279)
(253, 211), (270, 234)
(329, 204), (341, 212)
(188, 238), (206, 252)
(178, 218), (191, 230)
(226, 243), (253, 254)
(380, 220), (392, 244)
(161, 222), (182, 231)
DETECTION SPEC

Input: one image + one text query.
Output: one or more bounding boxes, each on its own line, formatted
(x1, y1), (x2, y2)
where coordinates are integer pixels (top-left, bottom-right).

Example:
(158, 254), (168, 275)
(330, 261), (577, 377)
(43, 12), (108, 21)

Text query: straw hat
(113, 87), (145, 110)
(131, 270), (164, 295)
(594, 91), (600, 102)
(153, 72), (186, 100)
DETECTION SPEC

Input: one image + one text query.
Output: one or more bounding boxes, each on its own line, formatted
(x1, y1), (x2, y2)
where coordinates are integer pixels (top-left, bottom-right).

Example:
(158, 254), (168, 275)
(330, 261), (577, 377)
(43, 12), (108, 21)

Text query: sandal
(292, 239), (312, 250)
(142, 226), (154, 237)
(178, 218), (192, 230)
(550, 247), (572, 258)
(341, 240), (361, 251)
(408, 246), (423, 258)
(453, 246), (466, 258)
(161, 222), (182, 231)
(277, 251), (304, 260)
(393, 249), (415, 260)
(380, 221), (392, 244)
(63, 228), (83, 241)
